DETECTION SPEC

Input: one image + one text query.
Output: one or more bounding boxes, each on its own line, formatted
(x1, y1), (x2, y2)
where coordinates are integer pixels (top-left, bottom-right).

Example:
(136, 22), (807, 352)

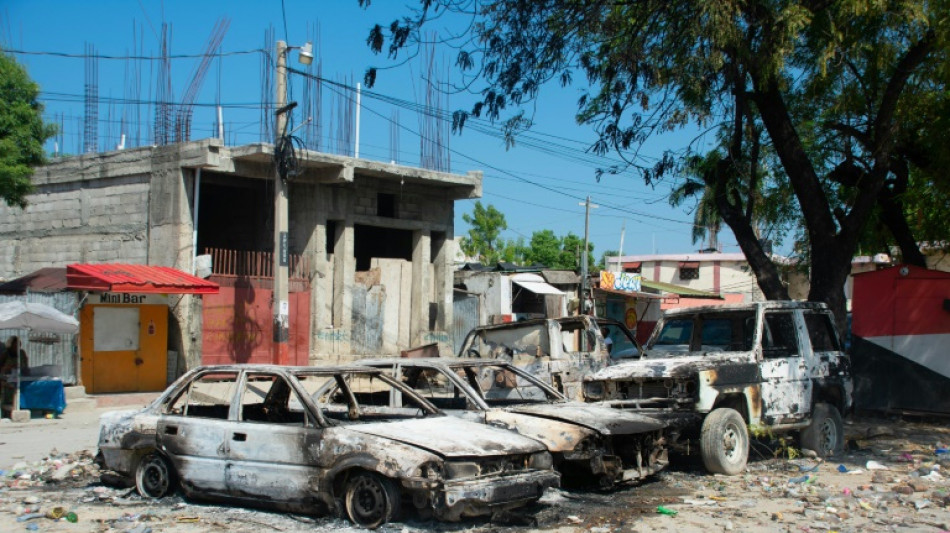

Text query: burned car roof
(662, 301), (831, 317)
(359, 357), (498, 368)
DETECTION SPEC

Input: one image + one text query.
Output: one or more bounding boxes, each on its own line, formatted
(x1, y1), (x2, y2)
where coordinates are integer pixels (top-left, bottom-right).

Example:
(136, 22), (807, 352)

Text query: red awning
(66, 264), (219, 294)
(679, 261), (700, 268)
(622, 261), (642, 269)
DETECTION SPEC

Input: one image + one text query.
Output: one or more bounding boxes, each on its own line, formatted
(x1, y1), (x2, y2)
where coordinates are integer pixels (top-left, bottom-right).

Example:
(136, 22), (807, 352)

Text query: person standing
(1, 336), (28, 376)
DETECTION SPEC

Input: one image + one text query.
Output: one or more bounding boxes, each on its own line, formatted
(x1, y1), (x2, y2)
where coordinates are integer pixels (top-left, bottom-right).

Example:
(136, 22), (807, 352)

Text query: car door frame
(156, 368), (240, 497)
(223, 369), (325, 505)
(757, 309), (813, 424)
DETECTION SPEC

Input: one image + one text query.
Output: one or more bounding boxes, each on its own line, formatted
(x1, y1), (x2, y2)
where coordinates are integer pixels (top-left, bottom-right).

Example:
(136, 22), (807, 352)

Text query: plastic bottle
(657, 505), (678, 516)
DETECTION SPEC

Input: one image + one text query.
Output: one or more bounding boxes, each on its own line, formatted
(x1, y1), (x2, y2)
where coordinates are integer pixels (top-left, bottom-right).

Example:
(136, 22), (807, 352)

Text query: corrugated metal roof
(66, 264), (219, 294)
(640, 279), (723, 299)
(540, 270), (580, 285)
(0, 268), (68, 294)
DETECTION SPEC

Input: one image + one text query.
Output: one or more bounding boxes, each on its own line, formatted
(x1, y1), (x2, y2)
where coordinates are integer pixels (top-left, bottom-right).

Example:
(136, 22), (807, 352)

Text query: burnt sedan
(97, 365), (559, 528)
(359, 358), (668, 488)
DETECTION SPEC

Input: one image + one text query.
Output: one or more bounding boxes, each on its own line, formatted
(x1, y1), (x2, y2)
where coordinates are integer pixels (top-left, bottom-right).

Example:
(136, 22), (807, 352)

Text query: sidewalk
(0, 392), (159, 470)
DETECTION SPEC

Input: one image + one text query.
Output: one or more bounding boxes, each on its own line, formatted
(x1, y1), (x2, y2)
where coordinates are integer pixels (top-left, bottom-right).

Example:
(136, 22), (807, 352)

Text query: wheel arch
(712, 393), (751, 423)
(328, 455), (403, 500)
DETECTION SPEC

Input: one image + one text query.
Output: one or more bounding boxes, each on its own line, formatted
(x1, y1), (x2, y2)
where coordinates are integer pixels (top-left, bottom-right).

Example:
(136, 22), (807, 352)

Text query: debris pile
(0, 449), (98, 489)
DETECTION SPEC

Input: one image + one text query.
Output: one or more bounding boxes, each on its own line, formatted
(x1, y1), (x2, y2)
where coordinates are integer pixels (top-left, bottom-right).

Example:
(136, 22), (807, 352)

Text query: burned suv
(584, 302), (852, 475)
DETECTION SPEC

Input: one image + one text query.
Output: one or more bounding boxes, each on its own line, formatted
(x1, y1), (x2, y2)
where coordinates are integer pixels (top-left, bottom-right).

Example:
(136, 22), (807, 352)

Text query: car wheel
(800, 402), (844, 457)
(344, 471), (401, 529)
(700, 407), (749, 475)
(135, 453), (176, 498)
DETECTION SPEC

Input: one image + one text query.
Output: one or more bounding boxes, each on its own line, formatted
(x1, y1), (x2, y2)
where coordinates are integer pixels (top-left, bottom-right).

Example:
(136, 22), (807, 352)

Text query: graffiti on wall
(600, 271), (642, 293)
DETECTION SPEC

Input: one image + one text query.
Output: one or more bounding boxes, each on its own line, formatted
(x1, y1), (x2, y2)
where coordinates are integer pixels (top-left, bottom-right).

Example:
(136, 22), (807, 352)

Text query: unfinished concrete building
(0, 139), (482, 369)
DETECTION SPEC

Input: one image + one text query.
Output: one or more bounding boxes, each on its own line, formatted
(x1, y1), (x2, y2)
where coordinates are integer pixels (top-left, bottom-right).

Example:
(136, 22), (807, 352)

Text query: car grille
(479, 455), (528, 476)
(618, 381), (672, 401)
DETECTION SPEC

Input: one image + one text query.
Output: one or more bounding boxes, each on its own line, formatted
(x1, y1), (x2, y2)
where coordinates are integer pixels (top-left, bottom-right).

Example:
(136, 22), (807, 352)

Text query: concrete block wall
(348, 177), (452, 223)
(0, 176), (150, 278)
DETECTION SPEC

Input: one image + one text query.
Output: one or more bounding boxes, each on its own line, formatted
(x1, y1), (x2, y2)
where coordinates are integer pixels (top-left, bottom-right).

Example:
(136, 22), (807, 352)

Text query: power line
(310, 72), (699, 228)
(5, 48), (264, 60)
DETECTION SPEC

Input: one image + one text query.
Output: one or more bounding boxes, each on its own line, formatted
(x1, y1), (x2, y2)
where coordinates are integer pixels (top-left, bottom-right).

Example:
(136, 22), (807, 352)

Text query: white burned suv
(583, 302), (853, 475)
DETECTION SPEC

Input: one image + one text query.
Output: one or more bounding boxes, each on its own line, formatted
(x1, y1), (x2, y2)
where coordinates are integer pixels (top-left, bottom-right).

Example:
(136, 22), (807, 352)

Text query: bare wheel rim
(818, 417), (837, 454)
(349, 476), (387, 525)
(722, 423), (742, 462)
(139, 456), (170, 497)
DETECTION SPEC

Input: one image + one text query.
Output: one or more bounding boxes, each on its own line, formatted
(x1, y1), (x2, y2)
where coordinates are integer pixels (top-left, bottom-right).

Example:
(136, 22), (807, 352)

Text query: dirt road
(2, 416), (949, 532)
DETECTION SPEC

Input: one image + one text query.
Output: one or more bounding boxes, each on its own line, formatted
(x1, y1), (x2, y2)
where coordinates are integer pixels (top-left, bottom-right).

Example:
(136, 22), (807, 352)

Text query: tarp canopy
(0, 301), (77, 415)
(511, 273), (565, 296)
(66, 263), (219, 294)
(0, 301), (79, 333)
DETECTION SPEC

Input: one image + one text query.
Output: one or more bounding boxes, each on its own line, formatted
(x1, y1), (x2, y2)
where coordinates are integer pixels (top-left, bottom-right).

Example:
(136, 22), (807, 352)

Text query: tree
(523, 229), (594, 270)
(459, 201), (508, 264)
(362, 0), (949, 328)
(524, 229), (561, 268)
(598, 249), (619, 270)
(559, 232), (594, 271)
(0, 52), (56, 208)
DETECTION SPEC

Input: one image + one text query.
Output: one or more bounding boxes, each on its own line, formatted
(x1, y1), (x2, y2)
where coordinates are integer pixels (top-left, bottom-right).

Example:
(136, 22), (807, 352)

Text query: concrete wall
(0, 141), (224, 371)
(644, 259), (763, 302)
(298, 179), (458, 362)
(2, 140), (480, 368)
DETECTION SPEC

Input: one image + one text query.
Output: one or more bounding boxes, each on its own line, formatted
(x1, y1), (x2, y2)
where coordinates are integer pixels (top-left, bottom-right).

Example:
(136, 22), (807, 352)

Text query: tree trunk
(807, 243), (851, 336)
(878, 189), (927, 267)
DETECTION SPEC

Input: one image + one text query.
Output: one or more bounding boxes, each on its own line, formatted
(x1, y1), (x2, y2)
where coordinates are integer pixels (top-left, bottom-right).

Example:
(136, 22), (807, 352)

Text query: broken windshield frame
(302, 370), (445, 425)
(646, 312), (757, 356)
(460, 363), (566, 407)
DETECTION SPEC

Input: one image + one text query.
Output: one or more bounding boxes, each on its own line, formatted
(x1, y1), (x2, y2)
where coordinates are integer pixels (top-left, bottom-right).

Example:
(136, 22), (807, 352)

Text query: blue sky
(3, 1), (738, 261)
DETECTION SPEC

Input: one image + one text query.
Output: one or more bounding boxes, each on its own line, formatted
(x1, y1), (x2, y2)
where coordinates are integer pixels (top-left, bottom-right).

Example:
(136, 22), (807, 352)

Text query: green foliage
(524, 230), (594, 270)
(0, 52), (56, 208)
(364, 0), (950, 317)
(749, 423), (800, 460)
(459, 201), (508, 264)
(598, 249), (619, 270)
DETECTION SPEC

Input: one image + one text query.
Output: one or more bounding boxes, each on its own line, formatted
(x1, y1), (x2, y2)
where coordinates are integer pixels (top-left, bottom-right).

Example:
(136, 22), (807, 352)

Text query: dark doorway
(354, 225), (413, 271)
(198, 173), (271, 253)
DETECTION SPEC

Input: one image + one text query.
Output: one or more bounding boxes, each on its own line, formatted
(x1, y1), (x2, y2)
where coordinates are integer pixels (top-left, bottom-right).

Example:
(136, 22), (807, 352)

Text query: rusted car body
(583, 302), (853, 475)
(458, 316), (639, 401)
(359, 358), (667, 487)
(97, 365), (559, 527)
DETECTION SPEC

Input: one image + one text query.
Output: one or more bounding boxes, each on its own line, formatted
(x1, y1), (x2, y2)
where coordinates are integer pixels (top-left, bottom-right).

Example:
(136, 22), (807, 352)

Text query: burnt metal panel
(351, 284), (384, 354)
(452, 292), (479, 354)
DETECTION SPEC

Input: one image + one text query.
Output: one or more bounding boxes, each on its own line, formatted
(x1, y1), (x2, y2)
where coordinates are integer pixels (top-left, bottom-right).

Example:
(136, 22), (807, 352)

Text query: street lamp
(272, 40), (312, 365)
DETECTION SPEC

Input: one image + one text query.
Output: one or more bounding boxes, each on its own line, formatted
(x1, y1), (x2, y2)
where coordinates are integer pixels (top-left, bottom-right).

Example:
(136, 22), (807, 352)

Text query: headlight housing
(584, 380), (605, 401)
(419, 461), (444, 481)
(443, 461), (480, 480)
(527, 451), (554, 470)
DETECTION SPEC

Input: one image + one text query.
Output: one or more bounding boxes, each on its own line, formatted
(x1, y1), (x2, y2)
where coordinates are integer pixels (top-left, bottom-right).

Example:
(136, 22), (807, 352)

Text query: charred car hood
(587, 353), (752, 381)
(346, 416), (546, 458)
(504, 402), (665, 435)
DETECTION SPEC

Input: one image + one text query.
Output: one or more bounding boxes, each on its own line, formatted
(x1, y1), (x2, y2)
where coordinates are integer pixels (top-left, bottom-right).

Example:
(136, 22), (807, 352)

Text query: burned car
(98, 365), (559, 528)
(584, 302), (853, 475)
(459, 316), (639, 400)
(359, 358), (667, 488)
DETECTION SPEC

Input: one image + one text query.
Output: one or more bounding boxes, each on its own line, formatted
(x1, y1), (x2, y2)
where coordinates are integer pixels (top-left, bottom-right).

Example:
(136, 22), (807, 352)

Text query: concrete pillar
(431, 231), (453, 331)
(410, 229), (431, 345)
(333, 220), (354, 329)
(311, 218), (331, 334)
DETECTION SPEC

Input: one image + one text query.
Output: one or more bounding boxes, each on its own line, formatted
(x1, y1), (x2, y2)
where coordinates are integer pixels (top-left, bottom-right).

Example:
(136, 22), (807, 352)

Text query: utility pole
(578, 196), (598, 313)
(273, 41), (291, 365)
(616, 220), (625, 273)
(271, 39), (313, 366)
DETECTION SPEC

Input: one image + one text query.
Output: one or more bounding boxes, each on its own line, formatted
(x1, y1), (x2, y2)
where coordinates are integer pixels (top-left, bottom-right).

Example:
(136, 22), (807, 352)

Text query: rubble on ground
(0, 417), (948, 532)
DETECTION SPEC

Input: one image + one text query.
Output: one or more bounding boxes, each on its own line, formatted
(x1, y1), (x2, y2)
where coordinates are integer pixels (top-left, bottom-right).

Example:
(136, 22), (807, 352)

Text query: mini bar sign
(98, 292), (168, 305)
